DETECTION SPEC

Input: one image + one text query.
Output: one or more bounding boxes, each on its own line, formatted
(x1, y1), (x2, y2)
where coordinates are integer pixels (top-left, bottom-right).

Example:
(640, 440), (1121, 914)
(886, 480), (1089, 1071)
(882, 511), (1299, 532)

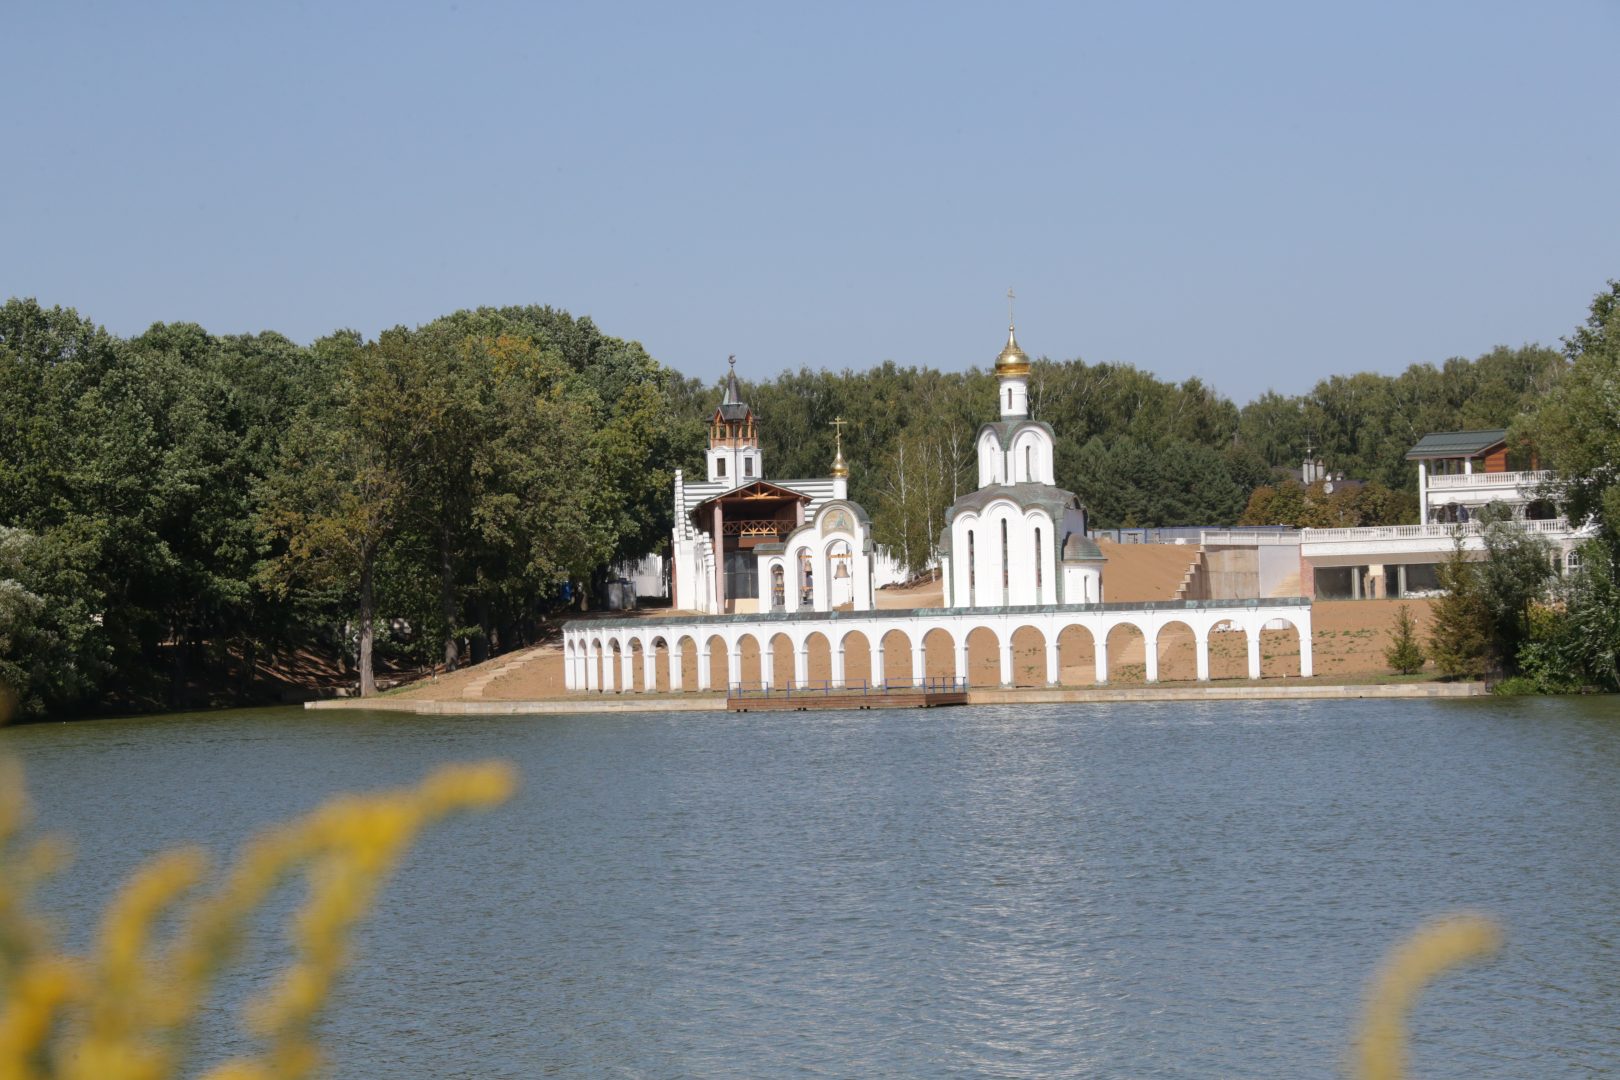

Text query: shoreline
(305, 680), (1487, 714)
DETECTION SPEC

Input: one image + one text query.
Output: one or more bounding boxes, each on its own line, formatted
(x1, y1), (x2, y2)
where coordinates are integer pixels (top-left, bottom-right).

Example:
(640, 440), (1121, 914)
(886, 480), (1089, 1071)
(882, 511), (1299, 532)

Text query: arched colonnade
(562, 603), (1313, 693)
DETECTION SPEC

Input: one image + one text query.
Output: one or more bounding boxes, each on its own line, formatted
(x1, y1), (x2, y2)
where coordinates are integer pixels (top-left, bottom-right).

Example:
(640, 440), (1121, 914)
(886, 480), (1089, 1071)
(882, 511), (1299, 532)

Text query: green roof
(1405, 429), (1507, 460)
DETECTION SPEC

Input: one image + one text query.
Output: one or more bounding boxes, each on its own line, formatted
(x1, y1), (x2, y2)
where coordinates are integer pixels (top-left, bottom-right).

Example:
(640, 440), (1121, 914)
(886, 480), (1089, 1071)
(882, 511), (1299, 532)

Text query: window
(967, 530), (976, 606)
(1025, 445), (1033, 481)
(744, 456), (754, 478)
(1001, 519), (1010, 597)
(1034, 528), (1043, 595)
(1006, 388), (1012, 410)
(717, 458), (727, 477)
(771, 565), (785, 609)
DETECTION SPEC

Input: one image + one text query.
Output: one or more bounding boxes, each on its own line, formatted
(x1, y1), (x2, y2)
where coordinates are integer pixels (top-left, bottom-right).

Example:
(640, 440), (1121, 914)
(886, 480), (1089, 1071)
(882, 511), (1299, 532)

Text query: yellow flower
(1353, 913), (1503, 1080)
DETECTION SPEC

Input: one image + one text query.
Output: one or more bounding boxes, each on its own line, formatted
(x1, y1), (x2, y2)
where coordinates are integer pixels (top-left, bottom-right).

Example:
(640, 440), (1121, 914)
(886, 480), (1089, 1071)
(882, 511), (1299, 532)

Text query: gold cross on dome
(1007, 287), (1016, 327)
(830, 415), (846, 444)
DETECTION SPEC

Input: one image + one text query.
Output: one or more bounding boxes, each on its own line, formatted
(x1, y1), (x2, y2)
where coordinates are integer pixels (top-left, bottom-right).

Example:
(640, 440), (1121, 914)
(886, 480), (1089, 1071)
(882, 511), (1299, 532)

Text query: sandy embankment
(393, 543), (1439, 701)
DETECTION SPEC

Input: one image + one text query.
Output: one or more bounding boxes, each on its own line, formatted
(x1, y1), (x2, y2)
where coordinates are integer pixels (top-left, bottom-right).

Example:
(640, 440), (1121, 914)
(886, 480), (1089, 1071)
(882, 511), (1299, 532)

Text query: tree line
(0, 288), (1607, 718)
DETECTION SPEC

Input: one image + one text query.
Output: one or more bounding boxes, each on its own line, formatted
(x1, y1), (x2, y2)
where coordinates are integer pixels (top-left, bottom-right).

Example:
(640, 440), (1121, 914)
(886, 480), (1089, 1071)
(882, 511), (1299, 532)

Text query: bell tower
(707, 356), (762, 484)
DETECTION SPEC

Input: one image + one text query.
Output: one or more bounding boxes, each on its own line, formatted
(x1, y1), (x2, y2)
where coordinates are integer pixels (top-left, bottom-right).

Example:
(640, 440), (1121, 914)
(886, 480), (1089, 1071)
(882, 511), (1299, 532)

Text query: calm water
(4, 697), (1620, 1078)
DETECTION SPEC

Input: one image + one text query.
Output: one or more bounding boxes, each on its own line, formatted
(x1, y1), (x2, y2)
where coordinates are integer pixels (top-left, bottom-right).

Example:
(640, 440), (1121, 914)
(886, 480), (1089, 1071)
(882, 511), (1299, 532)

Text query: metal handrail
(727, 676), (968, 699)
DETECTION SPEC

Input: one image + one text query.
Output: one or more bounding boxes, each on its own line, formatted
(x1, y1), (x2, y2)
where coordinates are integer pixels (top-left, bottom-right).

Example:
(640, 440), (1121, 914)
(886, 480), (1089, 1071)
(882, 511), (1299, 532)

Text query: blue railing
(728, 677), (967, 700)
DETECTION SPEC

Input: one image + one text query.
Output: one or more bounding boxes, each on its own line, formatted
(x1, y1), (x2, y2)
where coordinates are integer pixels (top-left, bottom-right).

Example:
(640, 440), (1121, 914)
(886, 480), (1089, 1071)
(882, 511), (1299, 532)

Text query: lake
(4, 697), (1618, 1077)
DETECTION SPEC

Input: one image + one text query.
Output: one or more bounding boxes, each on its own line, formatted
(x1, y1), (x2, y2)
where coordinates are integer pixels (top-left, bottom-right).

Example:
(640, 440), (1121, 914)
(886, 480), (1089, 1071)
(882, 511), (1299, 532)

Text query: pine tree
(1428, 540), (1492, 679)
(1384, 603), (1427, 674)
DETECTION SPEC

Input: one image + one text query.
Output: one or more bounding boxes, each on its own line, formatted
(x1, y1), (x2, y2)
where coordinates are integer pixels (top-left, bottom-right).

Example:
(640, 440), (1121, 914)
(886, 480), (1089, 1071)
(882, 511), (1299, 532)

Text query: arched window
(771, 565), (784, 610)
(1006, 388), (1012, 410)
(966, 530), (976, 606)
(1001, 519), (1010, 602)
(1034, 527), (1043, 598)
(1025, 444), (1033, 481)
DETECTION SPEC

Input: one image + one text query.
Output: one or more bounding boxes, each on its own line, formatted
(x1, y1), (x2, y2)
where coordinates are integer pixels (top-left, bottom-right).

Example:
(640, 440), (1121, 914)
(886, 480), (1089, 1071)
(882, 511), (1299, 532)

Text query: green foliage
(1519, 281), (1620, 559)
(1428, 541), (1492, 679)
(1384, 605), (1427, 675)
(1511, 543), (1620, 693)
(1240, 479), (1417, 528)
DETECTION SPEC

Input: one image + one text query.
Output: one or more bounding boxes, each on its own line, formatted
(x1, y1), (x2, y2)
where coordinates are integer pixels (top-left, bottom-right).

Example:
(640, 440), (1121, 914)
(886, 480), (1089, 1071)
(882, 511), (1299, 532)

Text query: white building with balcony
(1192, 430), (1586, 601)
(1299, 429), (1580, 599)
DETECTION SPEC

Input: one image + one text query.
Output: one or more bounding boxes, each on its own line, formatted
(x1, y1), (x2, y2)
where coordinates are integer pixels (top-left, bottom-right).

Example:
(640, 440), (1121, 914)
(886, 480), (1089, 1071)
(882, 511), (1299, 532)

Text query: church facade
(939, 322), (1105, 607)
(669, 362), (878, 615)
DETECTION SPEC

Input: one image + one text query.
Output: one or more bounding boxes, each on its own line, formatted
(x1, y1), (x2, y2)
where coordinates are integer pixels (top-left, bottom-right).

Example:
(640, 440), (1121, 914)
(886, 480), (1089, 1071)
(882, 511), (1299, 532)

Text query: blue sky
(4, 1), (1616, 402)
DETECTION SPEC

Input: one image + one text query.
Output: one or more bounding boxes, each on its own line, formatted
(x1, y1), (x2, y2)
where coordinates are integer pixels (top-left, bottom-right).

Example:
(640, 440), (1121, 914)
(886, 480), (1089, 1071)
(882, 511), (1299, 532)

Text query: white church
(670, 316), (1107, 614)
(669, 360), (881, 615)
(938, 322), (1106, 606)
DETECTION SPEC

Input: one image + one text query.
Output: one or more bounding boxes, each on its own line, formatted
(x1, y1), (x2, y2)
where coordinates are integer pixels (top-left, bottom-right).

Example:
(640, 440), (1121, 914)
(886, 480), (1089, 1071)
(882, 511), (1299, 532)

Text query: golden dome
(831, 446), (849, 479)
(994, 325), (1030, 376)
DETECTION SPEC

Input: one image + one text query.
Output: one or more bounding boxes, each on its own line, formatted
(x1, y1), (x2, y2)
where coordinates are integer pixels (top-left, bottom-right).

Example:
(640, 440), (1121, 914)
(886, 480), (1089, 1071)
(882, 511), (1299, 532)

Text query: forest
(0, 284), (1612, 718)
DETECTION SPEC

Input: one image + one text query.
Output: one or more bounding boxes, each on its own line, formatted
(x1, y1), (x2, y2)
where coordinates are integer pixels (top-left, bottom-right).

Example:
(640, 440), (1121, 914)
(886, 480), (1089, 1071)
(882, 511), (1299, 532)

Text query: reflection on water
(4, 697), (1618, 1078)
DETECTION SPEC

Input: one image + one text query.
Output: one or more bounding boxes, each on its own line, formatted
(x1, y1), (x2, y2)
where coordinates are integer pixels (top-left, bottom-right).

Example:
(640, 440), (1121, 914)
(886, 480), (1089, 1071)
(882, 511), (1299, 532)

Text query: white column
(999, 636), (1014, 687)
(641, 643), (657, 692)
(871, 638), (886, 688)
(670, 641), (685, 692)
(954, 638), (969, 686)
(1144, 630), (1159, 683)
(1418, 460), (1429, 525)
(1298, 615), (1314, 678)
(619, 642), (635, 693)
(726, 641), (742, 691)
(911, 640), (926, 688)
(795, 646), (810, 688)
(697, 647), (712, 691)
(563, 643), (575, 690)
(1195, 632), (1210, 682)
(1044, 633), (1060, 686)
(585, 643), (600, 691)
(602, 646), (617, 692)
(1094, 634), (1109, 685)
(831, 645), (846, 689)
(1247, 629), (1262, 680)
(760, 645), (775, 690)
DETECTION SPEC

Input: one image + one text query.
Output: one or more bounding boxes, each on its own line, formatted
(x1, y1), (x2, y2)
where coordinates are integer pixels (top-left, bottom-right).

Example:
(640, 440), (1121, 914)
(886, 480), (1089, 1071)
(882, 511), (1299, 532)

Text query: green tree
(1384, 604), (1426, 675)
(258, 330), (411, 697)
(1520, 281), (1620, 557)
(1428, 539), (1492, 679)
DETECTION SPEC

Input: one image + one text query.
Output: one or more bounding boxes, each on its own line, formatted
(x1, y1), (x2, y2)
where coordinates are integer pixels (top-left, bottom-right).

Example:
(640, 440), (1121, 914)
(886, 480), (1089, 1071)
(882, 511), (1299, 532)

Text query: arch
(881, 627), (914, 687)
(803, 631), (833, 688)
(769, 632), (795, 689)
(1105, 622), (1148, 684)
(923, 627), (957, 683)
(704, 633), (728, 692)
(840, 629), (872, 688)
(1009, 625), (1048, 687)
(1259, 617), (1304, 678)
(1205, 620), (1248, 681)
(1153, 619), (1198, 683)
(677, 634), (701, 691)
(648, 635), (673, 692)
(964, 626), (1002, 688)
(605, 638), (625, 692)
(627, 638), (648, 691)
(769, 563), (786, 610)
(1056, 623), (1097, 686)
(737, 633), (763, 689)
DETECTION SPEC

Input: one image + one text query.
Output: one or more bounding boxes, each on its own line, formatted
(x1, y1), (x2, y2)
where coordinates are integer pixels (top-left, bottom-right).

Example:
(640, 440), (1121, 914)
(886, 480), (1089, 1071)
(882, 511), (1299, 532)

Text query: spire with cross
(830, 416), (849, 478)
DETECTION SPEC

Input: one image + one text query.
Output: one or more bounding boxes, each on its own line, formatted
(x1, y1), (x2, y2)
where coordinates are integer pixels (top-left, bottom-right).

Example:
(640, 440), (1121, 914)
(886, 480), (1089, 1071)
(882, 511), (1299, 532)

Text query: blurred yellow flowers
(1353, 912), (1503, 1080)
(0, 758), (516, 1080)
